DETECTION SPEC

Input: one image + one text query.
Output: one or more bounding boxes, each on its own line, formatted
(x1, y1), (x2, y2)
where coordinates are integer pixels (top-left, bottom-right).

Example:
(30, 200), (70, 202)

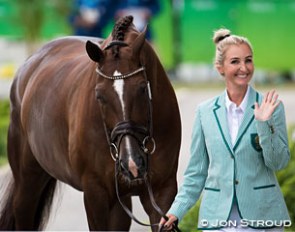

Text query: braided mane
(111, 15), (134, 58)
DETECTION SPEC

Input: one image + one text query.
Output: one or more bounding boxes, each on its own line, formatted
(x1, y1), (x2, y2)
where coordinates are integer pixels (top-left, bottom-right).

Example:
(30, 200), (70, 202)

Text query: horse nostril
(119, 158), (139, 179)
(128, 158), (139, 178)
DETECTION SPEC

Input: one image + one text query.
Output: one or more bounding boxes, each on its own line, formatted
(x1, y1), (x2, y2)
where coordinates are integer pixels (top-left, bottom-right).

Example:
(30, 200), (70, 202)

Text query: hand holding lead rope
(158, 214), (181, 232)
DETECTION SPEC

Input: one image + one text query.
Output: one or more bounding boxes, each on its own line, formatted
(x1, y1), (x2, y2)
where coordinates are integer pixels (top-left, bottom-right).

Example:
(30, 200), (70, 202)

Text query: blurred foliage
(179, 125), (295, 231)
(0, 100), (9, 166)
(16, 0), (44, 42)
(277, 124), (295, 231)
(179, 200), (201, 232)
(6, 0), (72, 54)
(15, 0), (44, 53)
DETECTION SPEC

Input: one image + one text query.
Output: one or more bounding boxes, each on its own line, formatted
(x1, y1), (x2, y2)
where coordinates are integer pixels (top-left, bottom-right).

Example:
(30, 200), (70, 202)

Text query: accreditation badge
(251, 133), (262, 152)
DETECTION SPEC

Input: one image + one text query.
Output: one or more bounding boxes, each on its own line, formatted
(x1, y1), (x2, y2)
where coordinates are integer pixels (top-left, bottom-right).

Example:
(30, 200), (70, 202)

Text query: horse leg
(139, 178), (177, 232)
(0, 120), (17, 229)
(108, 196), (132, 231)
(0, 176), (15, 230)
(5, 121), (56, 230)
(1, 144), (56, 230)
(83, 178), (131, 231)
(12, 154), (57, 230)
(83, 178), (112, 231)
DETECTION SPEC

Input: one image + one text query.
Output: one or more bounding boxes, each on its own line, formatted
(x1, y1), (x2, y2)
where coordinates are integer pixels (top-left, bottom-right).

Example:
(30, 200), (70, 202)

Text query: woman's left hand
(254, 90), (280, 121)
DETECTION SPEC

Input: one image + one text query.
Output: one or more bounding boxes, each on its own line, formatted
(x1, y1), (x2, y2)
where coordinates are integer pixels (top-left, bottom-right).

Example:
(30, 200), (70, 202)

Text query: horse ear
(131, 26), (147, 56)
(86, 41), (104, 63)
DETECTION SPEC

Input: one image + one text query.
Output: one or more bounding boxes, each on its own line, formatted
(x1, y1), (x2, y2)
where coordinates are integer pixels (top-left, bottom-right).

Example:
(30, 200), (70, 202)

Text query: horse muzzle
(110, 121), (150, 180)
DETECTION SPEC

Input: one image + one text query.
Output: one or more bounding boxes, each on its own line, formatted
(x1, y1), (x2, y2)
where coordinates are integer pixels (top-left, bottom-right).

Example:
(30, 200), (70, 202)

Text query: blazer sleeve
(168, 107), (209, 221)
(255, 102), (290, 171)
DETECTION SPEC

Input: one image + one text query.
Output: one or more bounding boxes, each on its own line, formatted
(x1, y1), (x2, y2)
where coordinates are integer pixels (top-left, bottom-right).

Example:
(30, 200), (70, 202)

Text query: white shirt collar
(225, 85), (250, 113)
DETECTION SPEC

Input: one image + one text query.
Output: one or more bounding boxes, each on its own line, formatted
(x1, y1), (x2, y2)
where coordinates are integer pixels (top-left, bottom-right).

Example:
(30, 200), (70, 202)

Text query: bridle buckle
(110, 143), (119, 161)
(142, 136), (156, 154)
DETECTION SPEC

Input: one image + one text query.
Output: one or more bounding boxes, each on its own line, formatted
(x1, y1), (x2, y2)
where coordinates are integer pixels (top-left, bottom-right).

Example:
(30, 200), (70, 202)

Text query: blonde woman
(160, 29), (290, 231)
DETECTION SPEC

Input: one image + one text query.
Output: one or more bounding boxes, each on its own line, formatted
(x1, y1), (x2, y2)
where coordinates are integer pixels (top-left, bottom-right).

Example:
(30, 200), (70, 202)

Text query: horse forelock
(100, 15), (161, 87)
(111, 15), (134, 41)
(109, 15), (136, 58)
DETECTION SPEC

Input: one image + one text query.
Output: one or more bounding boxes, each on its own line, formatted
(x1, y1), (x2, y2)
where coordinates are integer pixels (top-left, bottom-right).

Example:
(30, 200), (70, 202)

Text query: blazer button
(235, 180), (239, 185)
(270, 125), (275, 134)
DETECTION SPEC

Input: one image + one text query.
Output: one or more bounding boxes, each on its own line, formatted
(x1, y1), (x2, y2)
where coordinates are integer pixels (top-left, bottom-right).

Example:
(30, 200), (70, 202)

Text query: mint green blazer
(169, 86), (290, 230)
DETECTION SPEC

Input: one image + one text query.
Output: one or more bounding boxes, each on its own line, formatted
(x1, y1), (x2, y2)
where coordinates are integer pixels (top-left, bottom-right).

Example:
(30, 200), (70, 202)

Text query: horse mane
(111, 15), (134, 58)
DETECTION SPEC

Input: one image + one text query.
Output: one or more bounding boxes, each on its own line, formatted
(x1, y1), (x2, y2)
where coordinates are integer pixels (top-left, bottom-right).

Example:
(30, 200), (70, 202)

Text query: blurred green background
(0, 0), (295, 73)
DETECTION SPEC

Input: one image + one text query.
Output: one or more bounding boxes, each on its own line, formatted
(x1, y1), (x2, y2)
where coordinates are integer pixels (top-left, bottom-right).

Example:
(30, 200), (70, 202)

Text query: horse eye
(139, 82), (147, 94)
(95, 89), (107, 103)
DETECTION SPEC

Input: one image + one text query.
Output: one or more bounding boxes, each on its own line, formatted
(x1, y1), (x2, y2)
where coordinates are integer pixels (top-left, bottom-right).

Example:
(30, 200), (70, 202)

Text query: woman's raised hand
(254, 90), (280, 121)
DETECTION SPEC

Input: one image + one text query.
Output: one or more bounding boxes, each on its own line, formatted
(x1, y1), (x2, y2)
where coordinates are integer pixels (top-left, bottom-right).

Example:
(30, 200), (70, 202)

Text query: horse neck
(141, 44), (167, 93)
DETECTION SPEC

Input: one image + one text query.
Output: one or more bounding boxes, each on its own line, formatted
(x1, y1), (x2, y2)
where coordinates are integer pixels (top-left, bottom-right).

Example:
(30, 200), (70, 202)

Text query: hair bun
(213, 28), (231, 44)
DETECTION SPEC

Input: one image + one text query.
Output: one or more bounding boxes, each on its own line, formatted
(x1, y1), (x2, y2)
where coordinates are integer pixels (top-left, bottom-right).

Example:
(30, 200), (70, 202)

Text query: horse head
(85, 16), (154, 182)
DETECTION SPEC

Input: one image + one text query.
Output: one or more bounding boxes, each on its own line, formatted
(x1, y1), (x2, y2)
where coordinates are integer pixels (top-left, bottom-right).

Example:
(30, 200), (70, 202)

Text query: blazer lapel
(213, 93), (234, 157)
(233, 87), (259, 151)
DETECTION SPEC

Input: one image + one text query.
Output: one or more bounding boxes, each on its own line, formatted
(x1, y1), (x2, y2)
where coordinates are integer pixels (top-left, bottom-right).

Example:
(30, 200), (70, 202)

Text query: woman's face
(217, 43), (254, 90)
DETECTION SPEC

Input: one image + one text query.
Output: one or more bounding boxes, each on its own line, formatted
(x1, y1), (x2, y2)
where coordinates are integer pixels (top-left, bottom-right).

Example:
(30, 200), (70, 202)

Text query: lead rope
(144, 175), (181, 232)
(114, 159), (181, 231)
(114, 159), (158, 228)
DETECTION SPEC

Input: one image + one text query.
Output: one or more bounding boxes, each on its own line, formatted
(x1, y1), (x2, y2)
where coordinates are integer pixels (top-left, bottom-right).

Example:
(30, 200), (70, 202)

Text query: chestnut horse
(0, 16), (181, 231)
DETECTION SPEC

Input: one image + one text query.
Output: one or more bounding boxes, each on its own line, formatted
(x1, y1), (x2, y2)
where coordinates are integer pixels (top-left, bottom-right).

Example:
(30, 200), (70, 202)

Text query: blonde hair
(213, 28), (253, 65)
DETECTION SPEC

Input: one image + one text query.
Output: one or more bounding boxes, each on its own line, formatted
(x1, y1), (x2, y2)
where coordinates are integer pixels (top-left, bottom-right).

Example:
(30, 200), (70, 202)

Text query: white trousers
(207, 202), (283, 232)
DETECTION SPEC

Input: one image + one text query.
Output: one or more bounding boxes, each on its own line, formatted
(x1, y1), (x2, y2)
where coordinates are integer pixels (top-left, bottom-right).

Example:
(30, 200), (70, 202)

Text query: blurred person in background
(69, 0), (114, 37)
(113, 0), (160, 41)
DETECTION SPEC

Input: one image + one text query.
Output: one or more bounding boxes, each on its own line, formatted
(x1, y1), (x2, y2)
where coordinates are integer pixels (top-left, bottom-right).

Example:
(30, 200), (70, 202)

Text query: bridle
(96, 64), (156, 161)
(95, 40), (181, 231)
